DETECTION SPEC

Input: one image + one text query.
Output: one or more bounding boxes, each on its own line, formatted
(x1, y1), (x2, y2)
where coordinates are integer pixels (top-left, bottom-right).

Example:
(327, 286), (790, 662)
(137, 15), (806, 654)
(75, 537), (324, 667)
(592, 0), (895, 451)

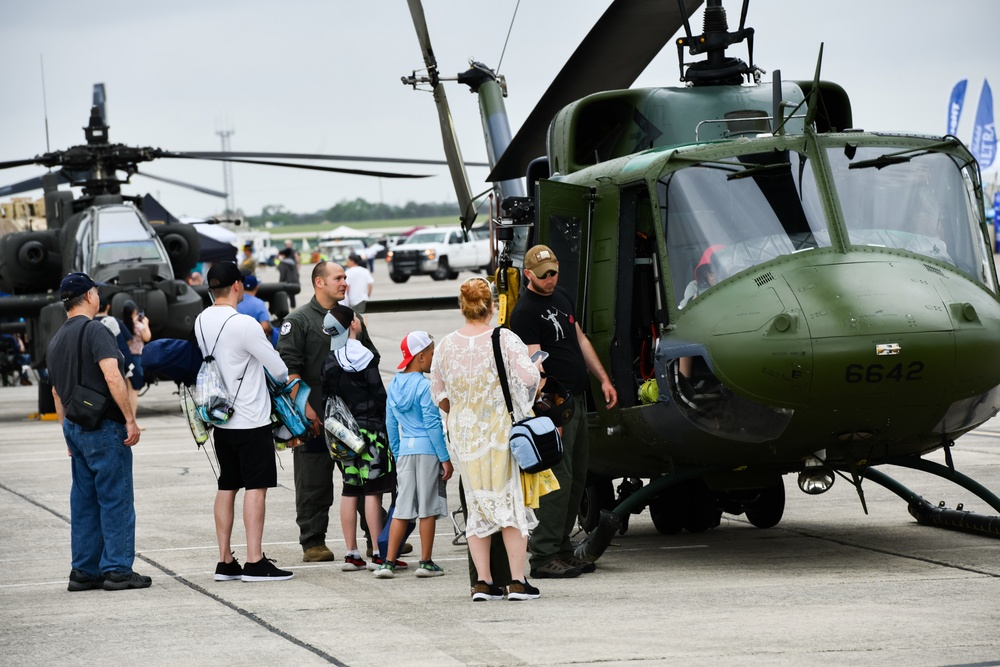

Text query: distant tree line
(246, 198), (459, 227)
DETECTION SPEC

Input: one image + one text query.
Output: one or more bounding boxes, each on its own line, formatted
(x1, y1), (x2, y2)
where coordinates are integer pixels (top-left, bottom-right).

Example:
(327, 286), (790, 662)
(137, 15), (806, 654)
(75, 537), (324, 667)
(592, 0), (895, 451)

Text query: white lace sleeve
(500, 328), (540, 421)
(429, 335), (449, 405)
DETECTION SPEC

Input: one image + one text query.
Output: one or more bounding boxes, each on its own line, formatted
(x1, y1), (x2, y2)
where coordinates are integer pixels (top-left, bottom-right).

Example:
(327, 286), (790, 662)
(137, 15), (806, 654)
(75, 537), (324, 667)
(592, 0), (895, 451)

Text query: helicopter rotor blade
(0, 170), (70, 198)
(0, 158), (48, 172)
(160, 153), (432, 179)
(488, 0), (705, 182)
(178, 151), (489, 168)
(134, 170), (228, 198)
(406, 0), (477, 231)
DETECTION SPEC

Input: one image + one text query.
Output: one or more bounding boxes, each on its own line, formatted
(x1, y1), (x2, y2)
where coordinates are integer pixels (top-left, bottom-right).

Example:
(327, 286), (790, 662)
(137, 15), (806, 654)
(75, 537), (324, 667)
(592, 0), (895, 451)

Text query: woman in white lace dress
(430, 278), (542, 600)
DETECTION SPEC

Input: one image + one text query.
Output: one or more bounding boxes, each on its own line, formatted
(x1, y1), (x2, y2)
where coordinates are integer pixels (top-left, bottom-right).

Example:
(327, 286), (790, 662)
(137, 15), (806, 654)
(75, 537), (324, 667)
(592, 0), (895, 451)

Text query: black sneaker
(241, 554), (293, 582)
(214, 554), (243, 581)
(68, 569), (104, 592)
(507, 579), (541, 601)
(103, 570), (152, 591)
(471, 579), (505, 602)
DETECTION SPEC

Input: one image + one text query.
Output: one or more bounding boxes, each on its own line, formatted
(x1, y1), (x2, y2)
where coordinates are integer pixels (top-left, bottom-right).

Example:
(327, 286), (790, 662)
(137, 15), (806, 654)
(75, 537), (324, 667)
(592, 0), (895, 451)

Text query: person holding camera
(121, 300), (150, 424)
(194, 262), (293, 582)
(47, 272), (146, 591)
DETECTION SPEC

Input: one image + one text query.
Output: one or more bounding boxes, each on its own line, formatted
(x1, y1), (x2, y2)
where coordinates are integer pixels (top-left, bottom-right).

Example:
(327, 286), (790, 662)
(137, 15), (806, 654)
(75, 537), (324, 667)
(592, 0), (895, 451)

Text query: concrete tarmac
(4, 263), (1000, 666)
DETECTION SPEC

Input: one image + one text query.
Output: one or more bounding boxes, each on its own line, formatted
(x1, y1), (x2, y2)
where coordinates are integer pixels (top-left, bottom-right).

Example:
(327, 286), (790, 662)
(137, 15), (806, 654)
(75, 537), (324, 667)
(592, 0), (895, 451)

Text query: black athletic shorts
(339, 469), (396, 498)
(214, 424), (276, 491)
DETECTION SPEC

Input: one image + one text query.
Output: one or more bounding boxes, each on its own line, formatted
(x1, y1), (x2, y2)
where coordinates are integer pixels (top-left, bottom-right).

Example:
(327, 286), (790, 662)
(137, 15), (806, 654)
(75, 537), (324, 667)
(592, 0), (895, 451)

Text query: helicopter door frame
(534, 179), (594, 316)
(609, 184), (662, 409)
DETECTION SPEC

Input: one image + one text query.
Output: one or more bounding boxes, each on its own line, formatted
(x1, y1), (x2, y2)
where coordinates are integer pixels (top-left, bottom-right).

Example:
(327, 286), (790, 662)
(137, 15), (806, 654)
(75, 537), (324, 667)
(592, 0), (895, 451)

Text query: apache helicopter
(0, 85), (449, 409)
(404, 0), (1000, 555)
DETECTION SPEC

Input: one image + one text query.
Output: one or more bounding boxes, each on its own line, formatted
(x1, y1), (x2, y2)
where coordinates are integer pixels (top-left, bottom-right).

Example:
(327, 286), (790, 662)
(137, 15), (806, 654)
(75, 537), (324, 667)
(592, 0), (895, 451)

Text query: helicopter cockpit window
(660, 150), (828, 307)
(828, 147), (995, 292)
(93, 207), (166, 267)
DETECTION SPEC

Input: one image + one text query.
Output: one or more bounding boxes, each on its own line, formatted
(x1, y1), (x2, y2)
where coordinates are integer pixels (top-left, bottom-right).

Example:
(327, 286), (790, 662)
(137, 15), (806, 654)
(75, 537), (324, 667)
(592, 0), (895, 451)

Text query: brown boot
(302, 544), (335, 562)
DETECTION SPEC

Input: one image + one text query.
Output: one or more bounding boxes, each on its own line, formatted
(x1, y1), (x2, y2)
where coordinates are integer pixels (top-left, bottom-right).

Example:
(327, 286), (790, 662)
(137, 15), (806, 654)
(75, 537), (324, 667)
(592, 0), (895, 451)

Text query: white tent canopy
(321, 225), (370, 240)
(178, 216), (240, 244)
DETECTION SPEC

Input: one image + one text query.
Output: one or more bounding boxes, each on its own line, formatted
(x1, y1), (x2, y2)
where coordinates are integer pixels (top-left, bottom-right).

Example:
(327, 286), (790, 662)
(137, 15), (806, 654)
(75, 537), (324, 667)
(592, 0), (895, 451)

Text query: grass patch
(268, 216), (461, 236)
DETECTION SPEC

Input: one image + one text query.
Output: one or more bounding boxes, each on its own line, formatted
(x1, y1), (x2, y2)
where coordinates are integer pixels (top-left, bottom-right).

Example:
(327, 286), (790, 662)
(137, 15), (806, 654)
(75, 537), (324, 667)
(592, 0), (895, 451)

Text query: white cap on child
(398, 331), (433, 369)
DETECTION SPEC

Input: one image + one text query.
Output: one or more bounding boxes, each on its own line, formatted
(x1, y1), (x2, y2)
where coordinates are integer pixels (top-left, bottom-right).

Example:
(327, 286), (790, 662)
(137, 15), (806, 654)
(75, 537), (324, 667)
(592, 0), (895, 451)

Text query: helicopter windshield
(92, 207), (167, 266)
(660, 150), (829, 307)
(827, 146), (995, 291)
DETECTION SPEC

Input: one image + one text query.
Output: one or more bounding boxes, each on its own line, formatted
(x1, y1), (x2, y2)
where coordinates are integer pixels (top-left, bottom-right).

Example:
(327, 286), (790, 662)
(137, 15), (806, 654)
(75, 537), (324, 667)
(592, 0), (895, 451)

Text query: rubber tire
(744, 481), (785, 529)
(648, 487), (683, 535)
(578, 480), (615, 534)
(678, 479), (722, 533)
(389, 272), (410, 284)
(431, 257), (450, 281)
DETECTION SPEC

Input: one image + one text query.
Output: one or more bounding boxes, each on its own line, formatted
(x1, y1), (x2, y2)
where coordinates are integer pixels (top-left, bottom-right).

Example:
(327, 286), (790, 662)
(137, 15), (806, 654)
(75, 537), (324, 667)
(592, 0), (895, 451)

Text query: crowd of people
(47, 242), (619, 601)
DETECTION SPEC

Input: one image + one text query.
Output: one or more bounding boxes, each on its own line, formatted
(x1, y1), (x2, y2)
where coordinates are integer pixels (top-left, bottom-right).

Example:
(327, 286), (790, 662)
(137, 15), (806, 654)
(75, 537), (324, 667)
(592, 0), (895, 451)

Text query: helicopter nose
(712, 259), (1000, 420)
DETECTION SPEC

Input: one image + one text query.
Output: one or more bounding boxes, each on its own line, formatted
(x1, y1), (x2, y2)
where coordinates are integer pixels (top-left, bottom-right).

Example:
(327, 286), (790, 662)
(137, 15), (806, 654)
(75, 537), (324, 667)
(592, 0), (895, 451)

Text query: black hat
(207, 262), (243, 288)
(60, 272), (105, 302)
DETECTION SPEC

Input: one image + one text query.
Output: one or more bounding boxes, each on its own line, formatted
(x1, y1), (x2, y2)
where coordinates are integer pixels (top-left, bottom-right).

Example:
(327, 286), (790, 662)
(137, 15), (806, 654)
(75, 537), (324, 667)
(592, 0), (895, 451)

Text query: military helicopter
(405, 0), (1000, 555)
(0, 84), (454, 409)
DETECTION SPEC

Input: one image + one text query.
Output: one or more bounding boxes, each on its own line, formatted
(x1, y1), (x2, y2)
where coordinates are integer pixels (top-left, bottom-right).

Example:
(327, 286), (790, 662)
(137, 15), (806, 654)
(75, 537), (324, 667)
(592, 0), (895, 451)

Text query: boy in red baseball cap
(375, 331), (453, 579)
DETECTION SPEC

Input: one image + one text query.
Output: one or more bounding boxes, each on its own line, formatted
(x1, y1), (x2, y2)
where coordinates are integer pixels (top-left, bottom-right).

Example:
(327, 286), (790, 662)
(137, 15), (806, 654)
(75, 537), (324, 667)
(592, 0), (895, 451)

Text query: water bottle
(324, 416), (365, 453)
(181, 392), (210, 446)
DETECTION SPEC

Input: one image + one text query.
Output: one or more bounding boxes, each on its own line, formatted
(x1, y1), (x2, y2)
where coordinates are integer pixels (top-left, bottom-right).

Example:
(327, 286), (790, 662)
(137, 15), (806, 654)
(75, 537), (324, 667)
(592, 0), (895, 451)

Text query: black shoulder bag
(64, 321), (112, 430)
(492, 328), (563, 474)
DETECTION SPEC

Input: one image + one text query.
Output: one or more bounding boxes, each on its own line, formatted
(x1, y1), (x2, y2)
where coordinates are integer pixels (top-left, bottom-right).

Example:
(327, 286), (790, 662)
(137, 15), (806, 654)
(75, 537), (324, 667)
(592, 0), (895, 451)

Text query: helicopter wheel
(578, 479), (615, 534)
(648, 486), (683, 535)
(679, 479), (722, 533)
(743, 481), (785, 529)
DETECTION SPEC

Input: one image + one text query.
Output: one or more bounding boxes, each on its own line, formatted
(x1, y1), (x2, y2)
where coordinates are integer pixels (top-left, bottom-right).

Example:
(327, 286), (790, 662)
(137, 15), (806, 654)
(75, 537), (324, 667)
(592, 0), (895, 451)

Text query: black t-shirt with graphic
(509, 285), (588, 395)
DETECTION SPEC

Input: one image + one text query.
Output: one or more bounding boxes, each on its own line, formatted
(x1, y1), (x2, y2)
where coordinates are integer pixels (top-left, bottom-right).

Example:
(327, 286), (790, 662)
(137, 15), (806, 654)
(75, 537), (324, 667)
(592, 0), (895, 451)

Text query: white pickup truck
(386, 226), (491, 282)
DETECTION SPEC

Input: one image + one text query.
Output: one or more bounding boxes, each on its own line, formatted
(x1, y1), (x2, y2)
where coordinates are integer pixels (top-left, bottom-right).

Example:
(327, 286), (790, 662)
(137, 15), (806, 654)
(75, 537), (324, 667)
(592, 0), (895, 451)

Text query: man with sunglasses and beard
(509, 245), (618, 580)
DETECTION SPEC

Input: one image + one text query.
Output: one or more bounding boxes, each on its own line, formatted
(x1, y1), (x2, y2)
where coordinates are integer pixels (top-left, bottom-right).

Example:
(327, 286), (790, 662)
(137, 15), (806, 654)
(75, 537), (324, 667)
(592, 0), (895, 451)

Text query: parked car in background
(318, 239), (367, 265)
(385, 226), (491, 282)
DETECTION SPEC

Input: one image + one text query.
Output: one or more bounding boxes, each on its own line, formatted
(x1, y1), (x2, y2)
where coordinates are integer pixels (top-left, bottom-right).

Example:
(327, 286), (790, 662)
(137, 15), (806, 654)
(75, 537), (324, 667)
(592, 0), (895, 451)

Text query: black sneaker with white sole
(241, 554), (293, 582)
(507, 579), (541, 601)
(471, 580), (505, 601)
(214, 554), (243, 581)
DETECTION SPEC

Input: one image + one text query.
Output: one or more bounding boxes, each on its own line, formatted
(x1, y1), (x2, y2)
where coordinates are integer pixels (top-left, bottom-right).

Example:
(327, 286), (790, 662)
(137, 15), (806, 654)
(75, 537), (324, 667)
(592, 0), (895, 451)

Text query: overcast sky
(1, 1), (997, 219)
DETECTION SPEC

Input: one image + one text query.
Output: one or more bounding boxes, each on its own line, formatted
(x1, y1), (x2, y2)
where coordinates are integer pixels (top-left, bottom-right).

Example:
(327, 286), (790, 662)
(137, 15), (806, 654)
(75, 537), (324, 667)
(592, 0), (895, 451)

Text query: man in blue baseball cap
(47, 272), (149, 591)
(237, 271), (275, 346)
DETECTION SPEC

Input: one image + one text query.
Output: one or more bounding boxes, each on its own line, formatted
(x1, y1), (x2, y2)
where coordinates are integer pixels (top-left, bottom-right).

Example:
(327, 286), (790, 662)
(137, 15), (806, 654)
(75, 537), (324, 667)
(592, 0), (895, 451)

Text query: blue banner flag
(970, 79), (996, 169)
(948, 79), (967, 136)
(994, 192), (1000, 253)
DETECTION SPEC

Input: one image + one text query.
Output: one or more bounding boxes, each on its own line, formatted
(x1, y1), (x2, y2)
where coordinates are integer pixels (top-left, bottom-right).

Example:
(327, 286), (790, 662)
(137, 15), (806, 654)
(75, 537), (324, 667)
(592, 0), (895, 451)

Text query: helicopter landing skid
(860, 465), (1000, 538)
(574, 466), (719, 563)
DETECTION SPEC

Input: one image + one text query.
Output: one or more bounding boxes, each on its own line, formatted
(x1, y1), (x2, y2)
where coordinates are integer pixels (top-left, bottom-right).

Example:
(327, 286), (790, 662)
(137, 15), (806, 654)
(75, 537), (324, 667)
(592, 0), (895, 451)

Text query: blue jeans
(64, 419), (136, 576)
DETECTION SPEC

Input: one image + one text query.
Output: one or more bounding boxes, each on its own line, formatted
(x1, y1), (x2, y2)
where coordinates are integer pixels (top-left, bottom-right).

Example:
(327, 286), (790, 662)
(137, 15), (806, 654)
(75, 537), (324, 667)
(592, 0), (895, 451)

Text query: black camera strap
(74, 321), (103, 400)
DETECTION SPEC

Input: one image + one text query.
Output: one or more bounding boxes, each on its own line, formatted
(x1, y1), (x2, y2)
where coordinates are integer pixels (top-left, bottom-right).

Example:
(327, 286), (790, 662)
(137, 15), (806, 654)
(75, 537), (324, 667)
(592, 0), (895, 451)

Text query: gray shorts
(394, 454), (448, 520)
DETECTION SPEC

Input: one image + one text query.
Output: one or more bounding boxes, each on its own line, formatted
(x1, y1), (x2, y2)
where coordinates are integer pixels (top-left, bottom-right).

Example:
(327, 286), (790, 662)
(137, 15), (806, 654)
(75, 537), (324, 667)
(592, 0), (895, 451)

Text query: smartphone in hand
(530, 350), (549, 364)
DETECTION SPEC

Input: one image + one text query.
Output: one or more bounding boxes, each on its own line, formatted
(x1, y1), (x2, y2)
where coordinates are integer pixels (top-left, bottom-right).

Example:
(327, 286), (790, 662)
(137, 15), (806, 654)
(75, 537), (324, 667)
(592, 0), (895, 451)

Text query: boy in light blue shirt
(375, 331), (453, 578)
